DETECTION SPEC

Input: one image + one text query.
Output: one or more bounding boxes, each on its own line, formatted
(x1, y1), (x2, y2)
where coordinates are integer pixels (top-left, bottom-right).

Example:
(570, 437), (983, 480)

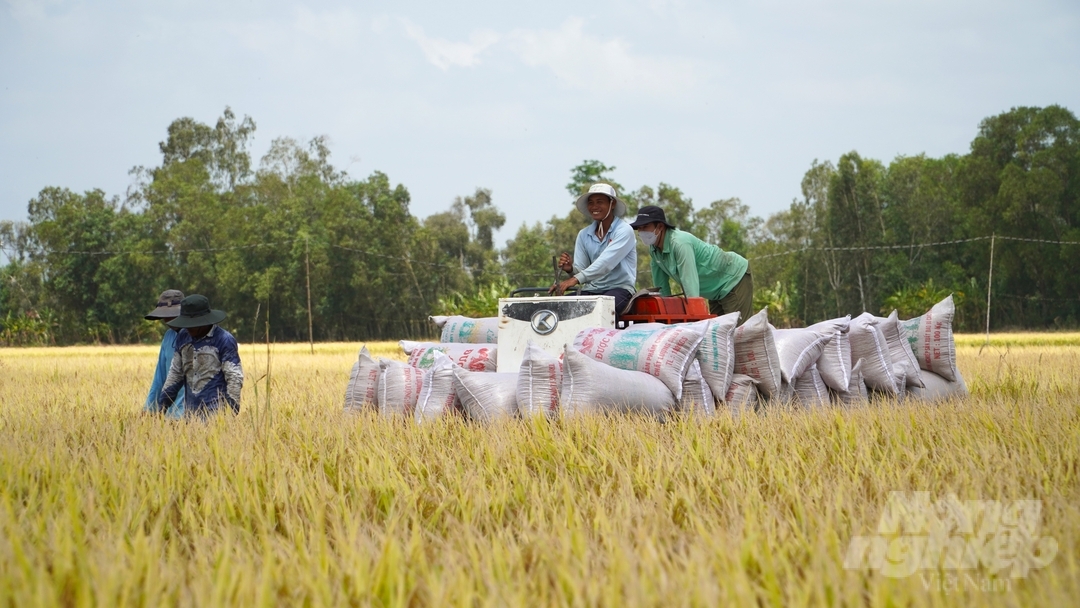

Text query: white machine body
(496, 296), (616, 373)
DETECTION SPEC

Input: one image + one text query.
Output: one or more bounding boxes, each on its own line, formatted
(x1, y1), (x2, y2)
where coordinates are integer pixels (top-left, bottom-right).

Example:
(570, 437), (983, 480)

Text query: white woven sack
(733, 309), (783, 398)
(776, 378), (796, 405)
(794, 365), (829, 408)
(685, 312), (739, 402)
(808, 316), (852, 391)
(516, 341), (563, 418)
(415, 351), (461, 423)
(429, 315), (450, 328)
(679, 360), (715, 416)
(560, 347), (676, 417)
(452, 368), (519, 423)
(377, 359), (424, 417)
(893, 364), (908, 401)
(849, 313), (899, 394)
(723, 374), (759, 417)
(403, 342), (498, 372)
(874, 310), (925, 388)
(438, 316), (500, 344)
(573, 326), (703, 400)
(908, 368), (968, 402)
(344, 345), (380, 411)
(898, 295), (959, 382)
(773, 327), (832, 383)
(833, 359), (868, 407)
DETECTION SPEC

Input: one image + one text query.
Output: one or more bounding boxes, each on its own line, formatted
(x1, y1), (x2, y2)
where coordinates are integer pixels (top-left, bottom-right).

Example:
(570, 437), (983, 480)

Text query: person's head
(629, 205), (675, 246)
(574, 183), (627, 223)
(144, 289), (185, 325)
(167, 294), (227, 336)
(187, 324), (213, 339)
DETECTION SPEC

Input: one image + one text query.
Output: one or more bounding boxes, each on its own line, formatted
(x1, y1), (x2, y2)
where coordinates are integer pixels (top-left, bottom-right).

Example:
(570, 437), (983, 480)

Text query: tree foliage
(2, 105), (1078, 345)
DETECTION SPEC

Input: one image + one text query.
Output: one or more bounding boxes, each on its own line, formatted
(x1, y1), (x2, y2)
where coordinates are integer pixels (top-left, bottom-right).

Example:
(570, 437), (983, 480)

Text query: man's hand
(557, 252), (573, 274)
(548, 276), (580, 296)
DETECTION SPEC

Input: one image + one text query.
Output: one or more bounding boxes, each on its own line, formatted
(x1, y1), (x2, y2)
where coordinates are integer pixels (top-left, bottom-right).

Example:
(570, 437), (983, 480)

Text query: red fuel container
(621, 295), (715, 324)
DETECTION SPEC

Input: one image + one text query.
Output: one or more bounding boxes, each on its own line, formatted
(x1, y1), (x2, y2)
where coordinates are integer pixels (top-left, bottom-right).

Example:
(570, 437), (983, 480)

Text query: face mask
(638, 228), (657, 246)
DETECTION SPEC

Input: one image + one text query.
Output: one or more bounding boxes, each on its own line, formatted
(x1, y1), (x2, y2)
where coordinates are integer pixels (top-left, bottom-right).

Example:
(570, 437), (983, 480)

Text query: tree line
(1, 105), (1077, 346)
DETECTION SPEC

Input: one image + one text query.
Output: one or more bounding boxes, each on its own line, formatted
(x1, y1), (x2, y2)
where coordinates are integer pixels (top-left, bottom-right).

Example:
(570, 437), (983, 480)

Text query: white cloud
(396, 16), (697, 95)
(506, 18), (697, 95)
(401, 18), (500, 70)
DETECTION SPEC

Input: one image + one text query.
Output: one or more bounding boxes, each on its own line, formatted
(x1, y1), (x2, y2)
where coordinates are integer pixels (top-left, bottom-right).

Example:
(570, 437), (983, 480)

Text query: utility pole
(985, 233), (995, 346)
(305, 236), (314, 355)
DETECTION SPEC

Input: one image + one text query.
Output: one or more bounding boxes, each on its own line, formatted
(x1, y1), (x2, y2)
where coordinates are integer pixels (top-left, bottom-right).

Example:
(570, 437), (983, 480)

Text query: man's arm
(673, 238), (701, 297)
(220, 337), (244, 414)
(650, 257), (673, 297)
(571, 230), (589, 277)
(157, 354), (185, 411)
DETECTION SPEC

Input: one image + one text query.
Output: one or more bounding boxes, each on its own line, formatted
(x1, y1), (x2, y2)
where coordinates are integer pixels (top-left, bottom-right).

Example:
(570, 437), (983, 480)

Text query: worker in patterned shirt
(157, 294), (244, 416)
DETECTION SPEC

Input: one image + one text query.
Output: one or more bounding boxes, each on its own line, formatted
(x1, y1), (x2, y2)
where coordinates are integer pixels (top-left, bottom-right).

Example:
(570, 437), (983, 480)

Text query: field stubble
(0, 336), (1078, 606)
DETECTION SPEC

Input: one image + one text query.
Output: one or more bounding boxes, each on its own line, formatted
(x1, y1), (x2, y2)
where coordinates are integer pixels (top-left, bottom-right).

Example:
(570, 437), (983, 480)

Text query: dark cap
(144, 289), (185, 320)
(166, 294), (227, 329)
(629, 205), (675, 229)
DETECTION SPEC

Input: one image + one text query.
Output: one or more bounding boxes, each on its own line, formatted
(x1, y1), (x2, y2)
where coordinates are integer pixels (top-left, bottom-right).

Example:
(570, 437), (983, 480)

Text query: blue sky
(1, 0), (1077, 247)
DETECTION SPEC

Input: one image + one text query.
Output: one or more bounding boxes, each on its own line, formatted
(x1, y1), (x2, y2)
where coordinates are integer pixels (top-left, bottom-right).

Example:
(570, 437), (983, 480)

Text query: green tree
(566, 160), (622, 197)
(503, 222), (556, 288)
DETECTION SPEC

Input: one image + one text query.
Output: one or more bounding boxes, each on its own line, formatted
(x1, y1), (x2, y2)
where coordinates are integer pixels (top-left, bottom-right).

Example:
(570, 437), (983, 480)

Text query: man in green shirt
(629, 205), (754, 324)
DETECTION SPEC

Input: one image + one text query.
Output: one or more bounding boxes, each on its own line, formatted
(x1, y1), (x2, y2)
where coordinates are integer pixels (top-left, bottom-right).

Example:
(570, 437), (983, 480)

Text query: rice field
(0, 336), (1078, 607)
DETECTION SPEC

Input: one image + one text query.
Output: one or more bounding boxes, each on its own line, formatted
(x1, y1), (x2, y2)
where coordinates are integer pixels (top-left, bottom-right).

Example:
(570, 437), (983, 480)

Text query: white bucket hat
(574, 183), (627, 218)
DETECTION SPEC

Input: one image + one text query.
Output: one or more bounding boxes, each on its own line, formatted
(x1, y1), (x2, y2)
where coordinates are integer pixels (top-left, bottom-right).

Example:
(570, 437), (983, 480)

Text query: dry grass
(0, 337), (1077, 606)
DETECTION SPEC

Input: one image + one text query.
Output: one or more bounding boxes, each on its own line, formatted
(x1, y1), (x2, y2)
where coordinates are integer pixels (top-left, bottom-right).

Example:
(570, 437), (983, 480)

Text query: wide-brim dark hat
(144, 289), (185, 320)
(629, 205), (675, 229)
(167, 294), (227, 328)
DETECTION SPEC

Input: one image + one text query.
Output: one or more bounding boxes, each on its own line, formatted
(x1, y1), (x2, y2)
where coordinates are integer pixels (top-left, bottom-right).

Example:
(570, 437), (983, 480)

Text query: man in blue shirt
(158, 294), (244, 416)
(549, 183), (637, 315)
(143, 289), (186, 417)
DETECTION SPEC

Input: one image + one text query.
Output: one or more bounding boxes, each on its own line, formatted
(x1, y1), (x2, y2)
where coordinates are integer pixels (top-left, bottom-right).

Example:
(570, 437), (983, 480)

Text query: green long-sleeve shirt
(649, 229), (749, 300)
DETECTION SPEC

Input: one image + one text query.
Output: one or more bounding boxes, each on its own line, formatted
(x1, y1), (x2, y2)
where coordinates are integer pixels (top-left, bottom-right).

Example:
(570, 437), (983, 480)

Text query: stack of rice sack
(731, 295), (966, 407)
(341, 296), (966, 422)
(342, 315), (740, 422)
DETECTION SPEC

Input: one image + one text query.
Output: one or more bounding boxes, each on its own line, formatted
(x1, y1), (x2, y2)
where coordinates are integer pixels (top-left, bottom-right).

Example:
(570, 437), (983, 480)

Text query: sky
(2, 0), (1078, 248)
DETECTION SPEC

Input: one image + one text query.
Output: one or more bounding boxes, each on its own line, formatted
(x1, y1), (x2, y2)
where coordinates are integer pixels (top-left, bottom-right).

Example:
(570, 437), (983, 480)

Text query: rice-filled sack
(733, 309), (783, 398)
(775, 378), (796, 405)
(908, 368), (968, 402)
(899, 295), (959, 382)
(849, 313), (899, 394)
(685, 312), (739, 401)
(874, 310), (925, 388)
(415, 351), (462, 423)
(401, 341), (498, 372)
(773, 327), (832, 383)
(723, 374), (760, 416)
(573, 326), (703, 400)
(794, 365), (829, 408)
(833, 358), (868, 407)
(435, 315), (500, 344)
(560, 347), (676, 417)
(516, 341), (563, 418)
(808, 316), (852, 391)
(680, 359), (715, 416)
(452, 368), (519, 423)
(344, 345), (380, 412)
(377, 359), (424, 417)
